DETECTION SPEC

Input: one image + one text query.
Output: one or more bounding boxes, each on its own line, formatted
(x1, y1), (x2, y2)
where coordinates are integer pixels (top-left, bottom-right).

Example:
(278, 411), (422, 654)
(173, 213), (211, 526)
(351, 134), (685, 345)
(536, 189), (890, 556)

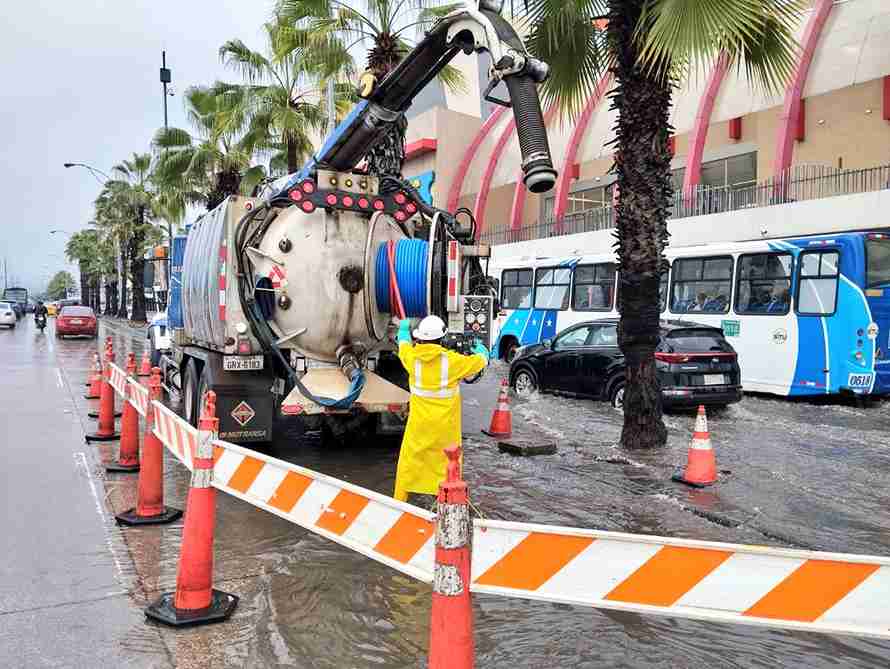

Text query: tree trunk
(92, 274), (101, 313)
(78, 262), (88, 306)
(105, 281), (115, 316)
(365, 115), (407, 177)
(286, 138), (299, 174)
(609, 0), (671, 448)
(117, 238), (128, 319)
(207, 169), (241, 211)
(129, 212), (147, 323)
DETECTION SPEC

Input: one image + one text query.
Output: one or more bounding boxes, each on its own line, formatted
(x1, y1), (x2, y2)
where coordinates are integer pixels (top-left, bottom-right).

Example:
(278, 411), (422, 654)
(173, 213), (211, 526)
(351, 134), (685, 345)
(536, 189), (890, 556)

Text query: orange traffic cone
(428, 446), (474, 669)
(84, 353), (102, 399)
(115, 368), (182, 526)
(145, 391), (238, 626)
(89, 348), (122, 417)
(106, 353), (140, 473)
(673, 405), (718, 487)
(138, 351), (151, 377)
(86, 345), (120, 443)
(482, 380), (512, 438)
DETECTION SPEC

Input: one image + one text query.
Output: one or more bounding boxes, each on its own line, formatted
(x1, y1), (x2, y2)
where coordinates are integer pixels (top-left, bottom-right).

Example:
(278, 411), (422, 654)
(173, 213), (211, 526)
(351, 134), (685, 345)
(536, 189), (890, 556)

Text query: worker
(393, 315), (488, 506)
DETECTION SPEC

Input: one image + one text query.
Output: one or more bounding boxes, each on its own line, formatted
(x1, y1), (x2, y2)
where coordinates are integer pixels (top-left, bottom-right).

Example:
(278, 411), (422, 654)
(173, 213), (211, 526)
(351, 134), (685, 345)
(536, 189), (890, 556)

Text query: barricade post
(428, 445), (474, 669)
(115, 368), (182, 526)
(106, 353), (140, 473)
(85, 344), (120, 442)
(85, 352), (102, 399)
(146, 391), (238, 626)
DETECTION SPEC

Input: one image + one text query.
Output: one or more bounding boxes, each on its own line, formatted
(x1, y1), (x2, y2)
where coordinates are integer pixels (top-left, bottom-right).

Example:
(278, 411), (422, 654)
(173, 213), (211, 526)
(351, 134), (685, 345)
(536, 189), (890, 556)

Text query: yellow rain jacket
(393, 342), (487, 501)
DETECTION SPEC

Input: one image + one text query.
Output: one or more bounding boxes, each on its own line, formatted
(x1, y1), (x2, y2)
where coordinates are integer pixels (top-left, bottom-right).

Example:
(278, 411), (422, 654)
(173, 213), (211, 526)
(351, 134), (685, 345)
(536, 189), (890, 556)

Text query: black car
(508, 319), (742, 409)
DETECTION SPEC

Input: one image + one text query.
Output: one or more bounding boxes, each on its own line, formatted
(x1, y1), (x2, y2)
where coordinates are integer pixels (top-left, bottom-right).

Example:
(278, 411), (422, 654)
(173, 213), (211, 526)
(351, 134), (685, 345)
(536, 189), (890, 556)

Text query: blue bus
(489, 231), (890, 398)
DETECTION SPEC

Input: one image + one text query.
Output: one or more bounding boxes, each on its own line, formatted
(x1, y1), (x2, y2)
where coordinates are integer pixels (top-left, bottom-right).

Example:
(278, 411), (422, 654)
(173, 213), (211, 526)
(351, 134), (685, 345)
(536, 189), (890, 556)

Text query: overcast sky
(1, 0), (276, 294)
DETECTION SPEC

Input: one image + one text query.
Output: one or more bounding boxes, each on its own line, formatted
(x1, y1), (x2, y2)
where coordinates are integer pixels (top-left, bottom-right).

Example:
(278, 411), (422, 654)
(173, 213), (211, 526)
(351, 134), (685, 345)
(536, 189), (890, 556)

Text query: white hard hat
(413, 315), (447, 341)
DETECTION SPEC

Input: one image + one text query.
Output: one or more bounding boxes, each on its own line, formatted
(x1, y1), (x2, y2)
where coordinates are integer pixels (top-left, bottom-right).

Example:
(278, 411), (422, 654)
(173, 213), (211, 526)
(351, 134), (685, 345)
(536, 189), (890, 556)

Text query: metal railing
(480, 163), (890, 245)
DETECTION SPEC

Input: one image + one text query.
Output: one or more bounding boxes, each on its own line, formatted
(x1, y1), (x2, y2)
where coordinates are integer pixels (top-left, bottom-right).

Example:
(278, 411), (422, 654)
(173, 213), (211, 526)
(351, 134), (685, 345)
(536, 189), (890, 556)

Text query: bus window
(866, 235), (890, 287)
(670, 257), (732, 314)
(572, 263), (616, 311)
(735, 252), (792, 314)
(535, 267), (572, 310)
(501, 269), (533, 309)
(797, 250), (839, 315)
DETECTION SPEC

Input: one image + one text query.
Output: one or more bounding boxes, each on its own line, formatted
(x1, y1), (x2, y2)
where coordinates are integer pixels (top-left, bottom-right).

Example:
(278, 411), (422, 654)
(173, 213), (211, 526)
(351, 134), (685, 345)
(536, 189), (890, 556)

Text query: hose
(375, 239), (429, 317)
(503, 73), (557, 193)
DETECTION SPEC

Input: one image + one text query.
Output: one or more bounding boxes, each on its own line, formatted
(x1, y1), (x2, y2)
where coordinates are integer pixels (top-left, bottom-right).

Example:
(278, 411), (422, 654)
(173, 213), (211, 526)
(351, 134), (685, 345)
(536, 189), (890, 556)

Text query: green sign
(721, 319), (740, 337)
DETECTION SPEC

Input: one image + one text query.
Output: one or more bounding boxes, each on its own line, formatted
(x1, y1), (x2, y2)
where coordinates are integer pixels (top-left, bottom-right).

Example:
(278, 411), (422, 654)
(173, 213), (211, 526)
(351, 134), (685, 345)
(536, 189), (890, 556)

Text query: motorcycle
(35, 313), (46, 332)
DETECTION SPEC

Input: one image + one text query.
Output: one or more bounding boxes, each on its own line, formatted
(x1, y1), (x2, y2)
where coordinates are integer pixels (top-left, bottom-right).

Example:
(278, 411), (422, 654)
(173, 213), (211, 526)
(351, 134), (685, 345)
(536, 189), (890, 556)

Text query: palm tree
(152, 85), (263, 211)
(217, 16), (353, 175)
(275, 0), (464, 175)
(65, 230), (101, 309)
(523, 0), (804, 448)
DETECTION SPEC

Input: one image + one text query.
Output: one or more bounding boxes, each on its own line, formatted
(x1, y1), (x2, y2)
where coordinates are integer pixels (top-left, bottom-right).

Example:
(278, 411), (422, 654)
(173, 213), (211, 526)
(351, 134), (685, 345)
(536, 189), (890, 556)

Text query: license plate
(70, 319), (83, 324)
(703, 374), (725, 386)
(848, 373), (873, 389)
(223, 355), (264, 371)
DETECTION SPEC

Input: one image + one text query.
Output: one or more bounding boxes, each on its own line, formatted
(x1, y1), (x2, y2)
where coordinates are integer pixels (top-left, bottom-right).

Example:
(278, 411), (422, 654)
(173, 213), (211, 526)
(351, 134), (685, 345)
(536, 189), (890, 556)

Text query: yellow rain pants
(393, 342), (487, 501)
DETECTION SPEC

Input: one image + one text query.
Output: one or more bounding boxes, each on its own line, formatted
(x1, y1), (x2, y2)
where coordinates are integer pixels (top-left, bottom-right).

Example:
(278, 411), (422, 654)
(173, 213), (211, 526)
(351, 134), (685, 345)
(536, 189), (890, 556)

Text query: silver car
(0, 302), (17, 328)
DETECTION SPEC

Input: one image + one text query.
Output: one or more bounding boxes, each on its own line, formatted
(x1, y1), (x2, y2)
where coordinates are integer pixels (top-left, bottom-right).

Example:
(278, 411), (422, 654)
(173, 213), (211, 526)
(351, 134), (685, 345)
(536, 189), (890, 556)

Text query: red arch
(507, 106), (558, 234)
(682, 53), (729, 197)
(773, 0), (834, 177)
(552, 74), (613, 228)
(446, 105), (509, 212)
(473, 114), (518, 239)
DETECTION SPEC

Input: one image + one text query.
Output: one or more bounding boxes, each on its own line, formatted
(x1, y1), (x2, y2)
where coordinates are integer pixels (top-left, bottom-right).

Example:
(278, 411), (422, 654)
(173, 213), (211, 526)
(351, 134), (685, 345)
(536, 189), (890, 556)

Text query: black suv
(508, 319), (742, 409)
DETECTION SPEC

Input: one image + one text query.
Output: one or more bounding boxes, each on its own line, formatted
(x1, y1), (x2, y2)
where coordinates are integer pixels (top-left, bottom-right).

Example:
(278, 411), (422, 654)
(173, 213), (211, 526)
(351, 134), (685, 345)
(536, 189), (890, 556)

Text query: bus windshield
(866, 237), (890, 288)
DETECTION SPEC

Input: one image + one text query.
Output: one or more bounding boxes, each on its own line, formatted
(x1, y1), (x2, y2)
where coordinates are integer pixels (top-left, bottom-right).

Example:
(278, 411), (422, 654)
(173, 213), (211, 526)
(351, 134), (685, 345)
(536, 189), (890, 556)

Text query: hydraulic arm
(277, 0), (557, 196)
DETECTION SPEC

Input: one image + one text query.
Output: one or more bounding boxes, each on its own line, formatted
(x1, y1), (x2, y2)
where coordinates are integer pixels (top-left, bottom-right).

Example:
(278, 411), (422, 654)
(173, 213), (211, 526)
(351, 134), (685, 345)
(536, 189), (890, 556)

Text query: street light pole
(160, 51), (173, 311)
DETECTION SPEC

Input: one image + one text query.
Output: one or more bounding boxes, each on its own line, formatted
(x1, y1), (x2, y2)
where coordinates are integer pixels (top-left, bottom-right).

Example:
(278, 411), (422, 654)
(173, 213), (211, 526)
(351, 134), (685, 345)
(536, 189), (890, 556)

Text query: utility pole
(160, 51), (173, 310)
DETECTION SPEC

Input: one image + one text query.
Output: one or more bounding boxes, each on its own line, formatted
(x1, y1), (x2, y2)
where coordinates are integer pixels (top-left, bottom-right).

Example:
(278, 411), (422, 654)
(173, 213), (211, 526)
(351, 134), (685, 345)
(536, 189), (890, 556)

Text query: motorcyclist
(34, 301), (47, 319)
(392, 315), (489, 506)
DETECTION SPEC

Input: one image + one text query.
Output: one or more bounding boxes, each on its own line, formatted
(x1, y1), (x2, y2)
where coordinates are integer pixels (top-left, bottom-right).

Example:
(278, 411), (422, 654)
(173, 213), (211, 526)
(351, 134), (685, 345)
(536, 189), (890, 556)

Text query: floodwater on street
(4, 316), (890, 668)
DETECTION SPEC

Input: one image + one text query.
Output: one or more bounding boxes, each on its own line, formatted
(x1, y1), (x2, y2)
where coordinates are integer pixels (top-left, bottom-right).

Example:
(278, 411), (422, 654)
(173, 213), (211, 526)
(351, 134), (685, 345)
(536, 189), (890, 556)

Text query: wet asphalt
(3, 316), (890, 667)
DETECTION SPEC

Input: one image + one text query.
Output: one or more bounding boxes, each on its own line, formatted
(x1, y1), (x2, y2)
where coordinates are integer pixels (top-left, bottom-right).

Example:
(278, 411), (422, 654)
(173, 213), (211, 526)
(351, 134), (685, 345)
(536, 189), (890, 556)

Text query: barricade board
(108, 363), (128, 397)
(127, 379), (149, 417)
(148, 401), (436, 582)
(470, 519), (890, 639)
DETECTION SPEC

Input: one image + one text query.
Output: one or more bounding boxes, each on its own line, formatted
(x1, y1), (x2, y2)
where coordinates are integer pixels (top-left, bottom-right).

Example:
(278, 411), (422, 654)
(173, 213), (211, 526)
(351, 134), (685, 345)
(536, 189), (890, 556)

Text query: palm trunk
(609, 0), (671, 448)
(129, 210), (147, 323)
(286, 138), (299, 174)
(78, 262), (88, 306)
(116, 238), (128, 319)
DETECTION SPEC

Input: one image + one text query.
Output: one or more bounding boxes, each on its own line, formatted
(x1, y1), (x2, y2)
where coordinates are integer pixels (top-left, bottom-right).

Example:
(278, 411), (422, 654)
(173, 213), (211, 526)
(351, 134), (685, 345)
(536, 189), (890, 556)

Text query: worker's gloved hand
(397, 319), (412, 344)
(472, 340), (489, 359)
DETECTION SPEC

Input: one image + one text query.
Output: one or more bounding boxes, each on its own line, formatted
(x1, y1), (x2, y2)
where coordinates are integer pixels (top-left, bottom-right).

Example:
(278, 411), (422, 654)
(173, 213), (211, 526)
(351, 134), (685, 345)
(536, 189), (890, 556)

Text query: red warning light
(289, 189), (303, 201)
(301, 181), (315, 194)
(358, 197), (369, 209)
(373, 199), (385, 211)
(325, 193), (338, 206)
(394, 211), (407, 222)
(394, 192), (407, 205)
(301, 200), (315, 213)
(342, 195), (354, 207)
(405, 202), (417, 214)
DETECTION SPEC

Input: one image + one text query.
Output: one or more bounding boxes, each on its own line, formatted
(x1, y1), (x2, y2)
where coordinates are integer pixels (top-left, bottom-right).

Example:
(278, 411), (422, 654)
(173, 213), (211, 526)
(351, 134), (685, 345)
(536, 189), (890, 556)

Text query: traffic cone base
(482, 380), (512, 438)
(145, 590), (238, 628)
(89, 410), (122, 419)
(105, 461), (140, 474)
(85, 432), (120, 443)
(115, 506), (182, 526)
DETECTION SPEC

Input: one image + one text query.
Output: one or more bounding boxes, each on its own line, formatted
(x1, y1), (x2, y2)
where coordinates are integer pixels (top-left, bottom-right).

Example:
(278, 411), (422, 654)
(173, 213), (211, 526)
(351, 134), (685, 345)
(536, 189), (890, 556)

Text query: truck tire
(182, 358), (201, 427)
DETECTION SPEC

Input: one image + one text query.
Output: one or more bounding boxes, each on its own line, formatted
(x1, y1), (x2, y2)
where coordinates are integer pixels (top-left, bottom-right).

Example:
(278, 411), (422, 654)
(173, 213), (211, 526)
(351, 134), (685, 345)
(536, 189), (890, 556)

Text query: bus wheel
(504, 341), (519, 363)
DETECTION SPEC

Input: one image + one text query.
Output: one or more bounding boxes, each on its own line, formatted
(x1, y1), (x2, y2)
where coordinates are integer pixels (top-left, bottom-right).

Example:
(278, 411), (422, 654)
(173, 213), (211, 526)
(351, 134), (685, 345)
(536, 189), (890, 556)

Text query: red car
(56, 306), (98, 339)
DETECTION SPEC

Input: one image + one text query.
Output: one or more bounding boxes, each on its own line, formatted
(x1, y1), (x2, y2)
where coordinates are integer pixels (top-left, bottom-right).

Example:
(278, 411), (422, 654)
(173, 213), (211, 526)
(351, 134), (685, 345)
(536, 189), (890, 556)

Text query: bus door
(864, 233), (890, 393)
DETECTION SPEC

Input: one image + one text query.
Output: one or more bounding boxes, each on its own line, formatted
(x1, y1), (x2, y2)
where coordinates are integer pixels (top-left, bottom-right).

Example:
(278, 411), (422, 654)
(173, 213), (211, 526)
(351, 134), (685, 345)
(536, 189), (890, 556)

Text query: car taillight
(237, 338), (251, 354)
(655, 352), (689, 363)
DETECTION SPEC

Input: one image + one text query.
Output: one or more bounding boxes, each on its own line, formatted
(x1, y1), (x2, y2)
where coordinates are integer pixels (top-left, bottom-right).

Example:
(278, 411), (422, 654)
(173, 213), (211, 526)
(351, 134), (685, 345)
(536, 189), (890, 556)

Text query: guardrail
(481, 162), (890, 245)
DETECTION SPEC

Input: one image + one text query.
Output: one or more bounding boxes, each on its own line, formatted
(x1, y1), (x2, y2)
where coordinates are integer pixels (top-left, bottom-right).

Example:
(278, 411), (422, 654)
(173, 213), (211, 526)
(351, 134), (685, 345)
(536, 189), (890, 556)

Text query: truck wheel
(182, 359), (200, 427)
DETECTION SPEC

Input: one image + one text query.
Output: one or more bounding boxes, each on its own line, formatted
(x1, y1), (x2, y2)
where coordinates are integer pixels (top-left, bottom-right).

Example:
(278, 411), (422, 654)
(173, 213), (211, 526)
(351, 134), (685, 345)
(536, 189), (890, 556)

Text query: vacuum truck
(161, 0), (557, 444)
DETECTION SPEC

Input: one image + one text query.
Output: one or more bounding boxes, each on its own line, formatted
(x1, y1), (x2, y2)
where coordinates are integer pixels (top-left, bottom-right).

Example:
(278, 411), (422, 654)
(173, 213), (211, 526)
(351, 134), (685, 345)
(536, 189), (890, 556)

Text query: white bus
(488, 231), (890, 398)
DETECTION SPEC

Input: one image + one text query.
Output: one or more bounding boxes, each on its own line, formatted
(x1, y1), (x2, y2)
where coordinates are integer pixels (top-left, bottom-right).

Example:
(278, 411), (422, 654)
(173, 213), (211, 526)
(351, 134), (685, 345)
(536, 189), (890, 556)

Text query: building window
(501, 269), (533, 309)
(735, 253), (793, 314)
(572, 263), (616, 311)
(670, 257), (733, 314)
(700, 152), (757, 190)
(797, 250), (839, 315)
(534, 267), (572, 310)
(544, 183), (614, 220)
